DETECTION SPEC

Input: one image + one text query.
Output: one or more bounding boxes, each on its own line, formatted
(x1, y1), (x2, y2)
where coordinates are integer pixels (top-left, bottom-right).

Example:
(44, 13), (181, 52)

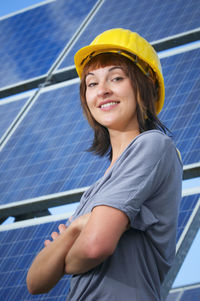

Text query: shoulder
(117, 130), (182, 172)
(130, 130), (174, 157)
(135, 129), (171, 145)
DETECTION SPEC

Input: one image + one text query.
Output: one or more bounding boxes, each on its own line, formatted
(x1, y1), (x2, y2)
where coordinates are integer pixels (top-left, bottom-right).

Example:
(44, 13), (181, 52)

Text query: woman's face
(85, 65), (139, 132)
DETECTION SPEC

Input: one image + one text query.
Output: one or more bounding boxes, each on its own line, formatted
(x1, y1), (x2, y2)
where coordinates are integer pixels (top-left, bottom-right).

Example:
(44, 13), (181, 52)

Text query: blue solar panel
(159, 48), (200, 165)
(0, 193), (199, 300)
(167, 285), (200, 301)
(57, 0), (200, 70)
(0, 218), (71, 300)
(1, 48), (200, 207)
(177, 194), (200, 243)
(180, 286), (200, 301)
(0, 80), (109, 206)
(0, 0), (98, 90)
(0, 95), (30, 139)
(0, 46), (199, 206)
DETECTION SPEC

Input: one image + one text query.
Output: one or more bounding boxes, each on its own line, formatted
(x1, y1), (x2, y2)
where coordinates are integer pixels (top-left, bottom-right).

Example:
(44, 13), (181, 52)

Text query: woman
(27, 28), (183, 301)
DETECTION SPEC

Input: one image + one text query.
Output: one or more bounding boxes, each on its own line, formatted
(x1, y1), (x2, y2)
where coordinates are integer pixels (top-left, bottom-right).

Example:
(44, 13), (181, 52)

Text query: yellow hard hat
(74, 28), (165, 115)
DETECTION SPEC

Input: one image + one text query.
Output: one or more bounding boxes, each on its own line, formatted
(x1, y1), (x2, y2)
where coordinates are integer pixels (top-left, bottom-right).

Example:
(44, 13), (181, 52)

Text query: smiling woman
(27, 28), (183, 301)
(80, 51), (166, 159)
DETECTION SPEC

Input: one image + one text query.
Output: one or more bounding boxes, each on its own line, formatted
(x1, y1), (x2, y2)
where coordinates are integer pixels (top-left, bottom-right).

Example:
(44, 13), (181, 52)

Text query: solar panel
(159, 47), (200, 165)
(180, 286), (200, 301)
(0, 0), (98, 90)
(167, 283), (200, 301)
(0, 193), (199, 301)
(176, 193), (200, 248)
(0, 47), (199, 208)
(0, 94), (32, 140)
(161, 192), (200, 298)
(57, 0), (200, 71)
(0, 215), (71, 301)
(0, 80), (109, 208)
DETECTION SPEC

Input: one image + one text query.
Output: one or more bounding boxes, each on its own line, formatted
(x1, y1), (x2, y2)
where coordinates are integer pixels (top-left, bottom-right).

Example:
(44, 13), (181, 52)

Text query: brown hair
(79, 53), (168, 159)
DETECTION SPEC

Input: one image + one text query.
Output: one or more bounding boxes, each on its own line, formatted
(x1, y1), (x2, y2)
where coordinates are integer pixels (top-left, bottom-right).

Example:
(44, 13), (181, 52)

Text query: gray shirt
(66, 130), (183, 301)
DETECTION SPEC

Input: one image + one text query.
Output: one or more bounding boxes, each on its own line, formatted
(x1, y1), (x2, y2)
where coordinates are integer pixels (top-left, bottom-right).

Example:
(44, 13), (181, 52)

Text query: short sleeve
(91, 131), (181, 230)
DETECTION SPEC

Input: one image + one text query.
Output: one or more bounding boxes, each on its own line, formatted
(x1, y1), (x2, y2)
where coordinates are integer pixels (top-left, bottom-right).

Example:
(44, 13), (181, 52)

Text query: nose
(97, 81), (112, 98)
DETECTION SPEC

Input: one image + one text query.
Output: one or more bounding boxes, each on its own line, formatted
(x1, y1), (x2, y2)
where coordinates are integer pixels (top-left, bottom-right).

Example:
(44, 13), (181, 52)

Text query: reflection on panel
(0, 0), (98, 90)
(58, 0), (200, 70)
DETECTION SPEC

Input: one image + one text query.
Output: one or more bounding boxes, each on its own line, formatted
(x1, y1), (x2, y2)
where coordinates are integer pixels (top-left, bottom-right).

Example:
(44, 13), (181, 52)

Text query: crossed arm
(26, 205), (129, 295)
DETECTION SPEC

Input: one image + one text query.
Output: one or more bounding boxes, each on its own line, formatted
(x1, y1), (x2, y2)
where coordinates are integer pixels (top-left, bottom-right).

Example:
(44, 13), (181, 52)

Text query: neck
(109, 128), (140, 164)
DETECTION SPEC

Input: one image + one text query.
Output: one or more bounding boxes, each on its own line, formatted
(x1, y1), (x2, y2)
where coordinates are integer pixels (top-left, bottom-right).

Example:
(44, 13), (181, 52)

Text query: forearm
(27, 224), (80, 294)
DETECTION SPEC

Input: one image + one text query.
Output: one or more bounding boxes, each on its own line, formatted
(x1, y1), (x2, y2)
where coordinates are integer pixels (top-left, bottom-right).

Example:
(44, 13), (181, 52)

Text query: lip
(98, 100), (120, 110)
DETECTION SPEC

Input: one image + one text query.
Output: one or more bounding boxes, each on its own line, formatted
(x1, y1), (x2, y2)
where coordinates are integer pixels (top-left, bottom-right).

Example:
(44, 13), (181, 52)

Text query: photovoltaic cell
(0, 193), (199, 300)
(0, 0), (98, 90)
(0, 96), (30, 139)
(159, 48), (200, 165)
(57, 0), (200, 70)
(0, 47), (199, 207)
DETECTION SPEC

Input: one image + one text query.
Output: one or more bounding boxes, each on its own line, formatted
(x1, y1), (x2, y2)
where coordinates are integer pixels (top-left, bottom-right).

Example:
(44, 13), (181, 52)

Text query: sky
(0, 0), (48, 18)
(0, 0), (200, 290)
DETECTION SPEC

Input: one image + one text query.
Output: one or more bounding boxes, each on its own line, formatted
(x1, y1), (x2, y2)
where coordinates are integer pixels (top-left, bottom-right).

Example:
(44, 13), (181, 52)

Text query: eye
(112, 76), (124, 82)
(87, 81), (98, 88)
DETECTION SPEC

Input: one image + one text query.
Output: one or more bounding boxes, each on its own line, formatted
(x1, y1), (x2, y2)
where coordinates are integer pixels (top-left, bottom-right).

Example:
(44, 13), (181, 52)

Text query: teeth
(101, 102), (118, 108)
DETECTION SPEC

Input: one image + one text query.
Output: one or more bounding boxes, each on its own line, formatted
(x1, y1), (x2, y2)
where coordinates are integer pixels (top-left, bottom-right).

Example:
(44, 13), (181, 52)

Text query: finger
(58, 224), (66, 233)
(44, 239), (51, 247)
(51, 231), (59, 240)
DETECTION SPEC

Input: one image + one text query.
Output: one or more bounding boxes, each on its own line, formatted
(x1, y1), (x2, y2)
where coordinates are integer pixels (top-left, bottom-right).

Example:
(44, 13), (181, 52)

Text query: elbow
(26, 271), (49, 295)
(85, 243), (114, 260)
(82, 237), (115, 263)
(65, 241), (114, 275)
(26, 274), (37, 295)
(27, 284), (38, 295)
(85, 233), (116, 260)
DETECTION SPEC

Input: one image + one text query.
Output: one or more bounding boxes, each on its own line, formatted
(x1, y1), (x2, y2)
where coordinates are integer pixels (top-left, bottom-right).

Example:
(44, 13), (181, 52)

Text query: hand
(44, 224), (67, 247)
(72, 213), (91, 232)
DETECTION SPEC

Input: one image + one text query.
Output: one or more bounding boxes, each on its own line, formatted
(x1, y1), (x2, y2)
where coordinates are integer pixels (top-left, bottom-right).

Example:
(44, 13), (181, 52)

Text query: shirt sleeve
(90, 131), (181, 230)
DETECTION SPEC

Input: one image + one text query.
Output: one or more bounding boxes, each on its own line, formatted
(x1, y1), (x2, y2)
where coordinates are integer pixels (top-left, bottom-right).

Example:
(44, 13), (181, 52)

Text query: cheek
(85, 92), (95, 111)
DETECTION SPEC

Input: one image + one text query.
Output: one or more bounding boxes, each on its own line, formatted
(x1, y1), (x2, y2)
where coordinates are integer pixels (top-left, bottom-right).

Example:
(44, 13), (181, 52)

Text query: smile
(100, 101), (119, 109)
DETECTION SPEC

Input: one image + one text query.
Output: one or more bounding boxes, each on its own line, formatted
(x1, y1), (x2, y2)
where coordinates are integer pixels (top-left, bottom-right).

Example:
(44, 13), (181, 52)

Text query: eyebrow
(85, 66), (123, 78)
